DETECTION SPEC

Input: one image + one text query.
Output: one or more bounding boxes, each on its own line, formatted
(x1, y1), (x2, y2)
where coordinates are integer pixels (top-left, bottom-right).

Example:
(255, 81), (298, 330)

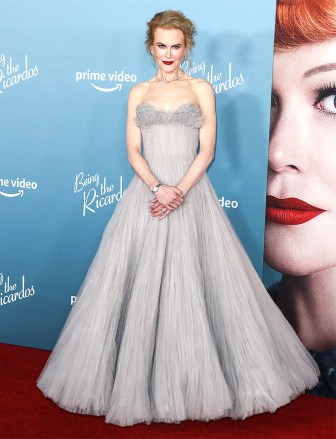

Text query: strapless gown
(36, 102), (320, 427)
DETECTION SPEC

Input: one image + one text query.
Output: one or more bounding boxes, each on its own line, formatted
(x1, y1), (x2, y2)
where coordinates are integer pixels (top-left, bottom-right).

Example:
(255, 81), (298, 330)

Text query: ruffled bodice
(136, 102), (204, 160)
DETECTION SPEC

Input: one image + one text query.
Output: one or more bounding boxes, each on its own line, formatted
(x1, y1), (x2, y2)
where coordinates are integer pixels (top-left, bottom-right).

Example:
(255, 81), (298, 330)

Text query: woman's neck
(156, 67), (184, 82)
(275, 266), (336, 352)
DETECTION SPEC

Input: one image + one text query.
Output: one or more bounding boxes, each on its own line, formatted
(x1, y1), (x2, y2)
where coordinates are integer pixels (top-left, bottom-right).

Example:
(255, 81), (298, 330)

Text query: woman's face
(151, 27), (186, 72)
(265, 39), (336, 276)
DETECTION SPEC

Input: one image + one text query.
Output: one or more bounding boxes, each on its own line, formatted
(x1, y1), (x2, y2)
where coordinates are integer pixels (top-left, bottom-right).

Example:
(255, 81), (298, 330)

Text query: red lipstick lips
(162, 61), (174, 65)
(266, 195), (326, 225)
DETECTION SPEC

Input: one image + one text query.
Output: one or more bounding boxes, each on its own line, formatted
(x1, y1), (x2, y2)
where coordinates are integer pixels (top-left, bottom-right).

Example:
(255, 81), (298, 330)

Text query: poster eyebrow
(304, 63), (336, 78)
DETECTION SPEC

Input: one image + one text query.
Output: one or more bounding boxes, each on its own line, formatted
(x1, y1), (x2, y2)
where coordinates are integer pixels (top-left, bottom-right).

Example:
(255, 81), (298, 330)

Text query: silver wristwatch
(151, 183), (164, 194)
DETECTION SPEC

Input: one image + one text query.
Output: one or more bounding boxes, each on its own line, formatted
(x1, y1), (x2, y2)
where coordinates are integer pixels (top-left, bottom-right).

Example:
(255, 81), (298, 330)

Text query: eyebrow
(156, 42), (182, 46)
(304, 63), (336, 78)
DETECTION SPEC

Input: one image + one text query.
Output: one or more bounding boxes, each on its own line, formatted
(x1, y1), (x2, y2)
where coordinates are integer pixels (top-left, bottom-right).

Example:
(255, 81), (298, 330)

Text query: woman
(37, 10), (320, 426)
(265, 0), (336, 398)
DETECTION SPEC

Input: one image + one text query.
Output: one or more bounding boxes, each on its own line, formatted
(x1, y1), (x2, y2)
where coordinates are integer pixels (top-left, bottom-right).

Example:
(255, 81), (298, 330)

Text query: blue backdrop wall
(0, 0), (276, 349)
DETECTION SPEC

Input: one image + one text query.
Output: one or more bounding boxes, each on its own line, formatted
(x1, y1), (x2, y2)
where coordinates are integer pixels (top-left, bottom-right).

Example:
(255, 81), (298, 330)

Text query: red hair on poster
(275, 0), (336, 49)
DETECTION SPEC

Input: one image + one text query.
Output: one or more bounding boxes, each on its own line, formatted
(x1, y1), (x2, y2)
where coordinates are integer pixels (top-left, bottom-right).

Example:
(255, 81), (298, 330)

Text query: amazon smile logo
(0, 177), (38, 198)
(75, 69), (137, 93)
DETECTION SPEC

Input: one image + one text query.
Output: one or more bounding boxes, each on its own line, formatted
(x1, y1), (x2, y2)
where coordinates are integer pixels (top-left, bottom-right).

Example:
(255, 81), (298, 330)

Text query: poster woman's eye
(315, 84), (336, 115)
(316, 94), (336, 114)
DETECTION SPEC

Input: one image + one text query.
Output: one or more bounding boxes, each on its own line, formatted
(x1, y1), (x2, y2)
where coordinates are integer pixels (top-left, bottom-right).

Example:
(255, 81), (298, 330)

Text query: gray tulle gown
(36, 102), (320, 427)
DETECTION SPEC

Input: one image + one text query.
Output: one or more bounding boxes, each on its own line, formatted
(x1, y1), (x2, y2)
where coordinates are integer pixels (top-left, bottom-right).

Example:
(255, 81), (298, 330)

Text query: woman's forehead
(153, 27), (185, 42)
(273, 39), (336, 76)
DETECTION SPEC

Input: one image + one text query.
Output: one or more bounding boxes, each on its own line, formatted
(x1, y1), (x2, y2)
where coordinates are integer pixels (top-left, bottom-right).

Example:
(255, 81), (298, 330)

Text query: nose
(268, 102), (309, 175)
(166, 47), (171, 58)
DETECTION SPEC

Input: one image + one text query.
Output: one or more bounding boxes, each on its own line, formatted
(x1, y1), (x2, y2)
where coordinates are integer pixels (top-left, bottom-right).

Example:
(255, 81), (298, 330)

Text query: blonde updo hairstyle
(145, 10), (197, 66)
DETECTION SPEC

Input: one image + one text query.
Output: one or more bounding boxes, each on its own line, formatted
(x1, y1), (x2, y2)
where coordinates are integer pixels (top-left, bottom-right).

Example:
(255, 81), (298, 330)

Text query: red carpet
(0, 343), (334, 439)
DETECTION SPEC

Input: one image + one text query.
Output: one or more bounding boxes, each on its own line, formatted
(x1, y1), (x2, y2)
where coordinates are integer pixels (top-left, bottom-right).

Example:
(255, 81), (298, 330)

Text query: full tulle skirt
(36, 163), (320, 426)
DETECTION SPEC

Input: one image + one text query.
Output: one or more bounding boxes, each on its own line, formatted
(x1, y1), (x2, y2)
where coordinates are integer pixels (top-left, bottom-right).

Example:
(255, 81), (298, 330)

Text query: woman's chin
(264, 255), (312, 276)
(264, 221), (336, 276)
(264, 248), (336, 277)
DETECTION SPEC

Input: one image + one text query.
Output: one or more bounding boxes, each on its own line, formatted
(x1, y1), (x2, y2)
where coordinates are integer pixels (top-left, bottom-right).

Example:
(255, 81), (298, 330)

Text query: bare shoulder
(190, 77), (214, 92)
(190, 78), (215, 113)
(128, 82), (150, 107)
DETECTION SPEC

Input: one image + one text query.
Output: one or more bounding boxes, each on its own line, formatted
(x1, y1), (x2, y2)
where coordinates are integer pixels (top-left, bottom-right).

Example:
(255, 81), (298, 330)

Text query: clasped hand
(149, 185), (185, 220)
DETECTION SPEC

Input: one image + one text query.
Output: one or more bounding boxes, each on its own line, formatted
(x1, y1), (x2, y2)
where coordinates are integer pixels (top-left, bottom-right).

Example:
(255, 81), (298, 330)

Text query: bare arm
(176, 80), (216, 195)
(126, 85), (161, 191)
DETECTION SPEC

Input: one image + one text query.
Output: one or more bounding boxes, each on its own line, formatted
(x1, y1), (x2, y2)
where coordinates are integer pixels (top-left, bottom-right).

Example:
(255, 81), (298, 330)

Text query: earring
(183, 49), (190, 67)
(150, 53), (157, 68)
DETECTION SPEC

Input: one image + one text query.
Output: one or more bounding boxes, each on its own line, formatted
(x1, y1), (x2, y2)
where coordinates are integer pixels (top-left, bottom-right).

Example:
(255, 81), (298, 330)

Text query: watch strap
(151, 183), (164, 193)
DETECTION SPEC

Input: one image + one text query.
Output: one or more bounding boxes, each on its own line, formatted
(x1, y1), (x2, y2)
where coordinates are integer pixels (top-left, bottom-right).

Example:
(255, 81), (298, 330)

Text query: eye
(157, 44), (165, 49)
(314, 84), (336, 116)
(315, 94), (336, 114)
(172, 45), (181, 49)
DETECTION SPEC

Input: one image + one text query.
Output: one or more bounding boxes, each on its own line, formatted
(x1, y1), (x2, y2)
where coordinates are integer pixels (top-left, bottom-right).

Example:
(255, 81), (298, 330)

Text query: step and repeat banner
(0, 0), (276, 350)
